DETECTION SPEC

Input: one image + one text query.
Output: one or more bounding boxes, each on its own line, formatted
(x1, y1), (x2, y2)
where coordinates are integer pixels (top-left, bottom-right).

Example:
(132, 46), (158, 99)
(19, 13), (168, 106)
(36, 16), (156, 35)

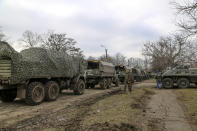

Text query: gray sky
(0, 0), (178, 58)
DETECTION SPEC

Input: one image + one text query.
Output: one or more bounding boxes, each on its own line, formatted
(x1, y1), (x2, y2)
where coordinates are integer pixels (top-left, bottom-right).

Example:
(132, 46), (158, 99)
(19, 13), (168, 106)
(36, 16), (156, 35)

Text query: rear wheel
(45, 81), (60, 101)
(74, 79), (85, 95)
(177, 78), (190, 88)
(25, 82), (45, 105)
(0, 88), (17, 102)
(162, 78), (173, 88)
(100, 78), (107, 89)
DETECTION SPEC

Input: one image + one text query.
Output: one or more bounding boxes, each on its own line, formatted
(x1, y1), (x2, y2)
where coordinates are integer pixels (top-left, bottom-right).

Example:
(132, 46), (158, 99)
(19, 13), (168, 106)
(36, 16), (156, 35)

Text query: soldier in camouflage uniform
(124, 69), (133, 93)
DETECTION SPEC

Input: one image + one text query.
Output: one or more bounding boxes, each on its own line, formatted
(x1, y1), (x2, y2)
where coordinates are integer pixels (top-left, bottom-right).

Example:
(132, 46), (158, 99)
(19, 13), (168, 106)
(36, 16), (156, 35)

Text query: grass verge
(81, 87), (155, 130)
(175, 89), (197, 130)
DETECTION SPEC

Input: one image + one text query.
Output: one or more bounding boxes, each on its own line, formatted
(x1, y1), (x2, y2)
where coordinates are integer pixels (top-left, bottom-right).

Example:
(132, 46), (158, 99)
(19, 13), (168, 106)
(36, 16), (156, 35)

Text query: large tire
(162, 78), (173, 88)
(0, 88), (17, 102)
(177, 78), (190, 88)
(100, 78), (107, 89)
(25, 82), (45, 106)
(74, 79), (85, 95)
(45, 81), (60, 101)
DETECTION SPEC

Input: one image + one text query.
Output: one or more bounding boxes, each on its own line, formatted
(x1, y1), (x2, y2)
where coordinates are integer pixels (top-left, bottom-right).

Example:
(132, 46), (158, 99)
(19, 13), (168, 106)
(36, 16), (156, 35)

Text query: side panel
(0, 59), (11, 80)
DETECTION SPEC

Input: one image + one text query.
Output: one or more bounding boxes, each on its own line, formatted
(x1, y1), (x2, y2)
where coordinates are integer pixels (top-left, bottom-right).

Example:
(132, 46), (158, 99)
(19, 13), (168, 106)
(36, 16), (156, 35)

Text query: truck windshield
(88, 62), (99, 69)
(115, 66), (125, 71)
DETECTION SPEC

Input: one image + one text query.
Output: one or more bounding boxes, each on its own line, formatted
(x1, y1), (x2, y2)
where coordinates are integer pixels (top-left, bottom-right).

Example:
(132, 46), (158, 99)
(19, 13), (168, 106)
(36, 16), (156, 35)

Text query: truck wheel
(25, 82), (45, 105)
(107, 78), (112, 89)
(100, 79), (107, 89)
(74, 79), (85, 95)
(0, 88), (17, 102)
(162, 78), (173, 88)
(177, 78), (190, 88)
(45, 81), (60, 101)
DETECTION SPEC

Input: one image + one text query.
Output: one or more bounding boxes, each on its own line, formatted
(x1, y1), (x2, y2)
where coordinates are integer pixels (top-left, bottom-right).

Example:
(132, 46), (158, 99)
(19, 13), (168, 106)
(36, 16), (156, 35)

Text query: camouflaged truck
(115, 65), (126, 83)
(0, 41), (86, 105)
(162, 65), (197, 88)
(85, 60), (115, 89)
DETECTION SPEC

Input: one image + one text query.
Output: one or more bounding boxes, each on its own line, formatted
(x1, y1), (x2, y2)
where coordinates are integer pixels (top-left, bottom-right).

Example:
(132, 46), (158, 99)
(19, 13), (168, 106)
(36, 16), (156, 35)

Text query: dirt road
(137, 89), (193, 131)
(0, 86), (122, 128)
(0, 82), (194, 131)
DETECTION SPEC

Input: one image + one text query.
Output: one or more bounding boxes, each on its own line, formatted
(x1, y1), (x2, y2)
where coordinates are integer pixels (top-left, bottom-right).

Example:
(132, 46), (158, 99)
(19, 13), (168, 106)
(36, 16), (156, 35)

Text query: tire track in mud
(0, 86), (122, 128)
(0, 82), (155, 130)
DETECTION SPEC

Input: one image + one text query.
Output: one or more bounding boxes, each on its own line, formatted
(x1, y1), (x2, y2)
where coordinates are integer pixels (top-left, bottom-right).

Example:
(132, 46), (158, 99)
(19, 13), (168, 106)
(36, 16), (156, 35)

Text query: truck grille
(0, 59), (11, 79)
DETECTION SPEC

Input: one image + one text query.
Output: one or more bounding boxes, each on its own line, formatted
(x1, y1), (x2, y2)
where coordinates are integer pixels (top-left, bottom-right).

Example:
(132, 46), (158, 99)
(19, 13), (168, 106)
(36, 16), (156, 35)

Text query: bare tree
(112, 53), (127, 66)
(41, 31), (84, 57)
(20, 30), (41, 47)
(171, 0), (197, 67)
(142, 34), (191, 71)
(172, 0), (197, 36)
(128, 57), (146, 69)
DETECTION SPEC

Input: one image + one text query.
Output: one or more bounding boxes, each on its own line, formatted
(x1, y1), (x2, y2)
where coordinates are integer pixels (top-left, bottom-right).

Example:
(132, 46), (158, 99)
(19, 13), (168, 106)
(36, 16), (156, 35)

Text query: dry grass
(175, 89), (197, 129)
(81, 87), (154, 129)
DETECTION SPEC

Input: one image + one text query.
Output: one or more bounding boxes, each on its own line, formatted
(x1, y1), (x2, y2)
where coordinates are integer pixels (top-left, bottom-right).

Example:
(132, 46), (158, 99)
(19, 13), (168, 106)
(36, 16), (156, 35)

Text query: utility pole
(105, 48), (108, 59)
(101, 45), (108, 59)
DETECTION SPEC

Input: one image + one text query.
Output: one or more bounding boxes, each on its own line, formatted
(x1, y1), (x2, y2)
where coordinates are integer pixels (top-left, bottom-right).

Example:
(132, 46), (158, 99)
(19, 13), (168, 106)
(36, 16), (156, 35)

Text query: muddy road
(0, 82), (194, 131)
(0, 86), (123, 128)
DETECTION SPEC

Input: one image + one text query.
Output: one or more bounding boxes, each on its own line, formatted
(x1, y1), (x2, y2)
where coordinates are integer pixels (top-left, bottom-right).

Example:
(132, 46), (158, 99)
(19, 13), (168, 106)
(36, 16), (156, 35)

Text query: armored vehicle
(162, 65), (197, 88)
(85, 60), (115, 89)
(0, 42), (85, 105)
(115, 65), (126, 83)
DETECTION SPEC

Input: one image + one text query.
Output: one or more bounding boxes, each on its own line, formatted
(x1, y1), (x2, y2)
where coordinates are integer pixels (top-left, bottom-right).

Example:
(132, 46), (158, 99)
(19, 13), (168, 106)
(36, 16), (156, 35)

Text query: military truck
(162, 65), (197, 88)
(115, 65), (126, 83)
(141, 70), (149, 80)
(0, 41), (86, 105)
(85, 60), (115, 89)
(132, 68), (142, 82)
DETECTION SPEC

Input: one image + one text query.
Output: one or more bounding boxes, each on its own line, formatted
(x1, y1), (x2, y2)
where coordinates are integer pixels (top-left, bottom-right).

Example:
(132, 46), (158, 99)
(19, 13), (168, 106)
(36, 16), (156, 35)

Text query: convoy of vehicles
(161, 65), (197, 88)
(0, 41), (151, 105)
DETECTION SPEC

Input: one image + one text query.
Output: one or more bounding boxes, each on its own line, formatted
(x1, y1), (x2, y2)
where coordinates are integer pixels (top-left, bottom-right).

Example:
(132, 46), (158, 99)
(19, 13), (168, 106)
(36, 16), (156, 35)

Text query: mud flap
(17, 87), (26, 99)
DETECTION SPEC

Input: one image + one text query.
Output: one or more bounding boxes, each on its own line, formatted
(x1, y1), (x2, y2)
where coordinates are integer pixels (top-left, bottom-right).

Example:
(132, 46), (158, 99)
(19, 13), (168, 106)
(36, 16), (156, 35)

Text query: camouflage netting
(0, 41), (83, 85)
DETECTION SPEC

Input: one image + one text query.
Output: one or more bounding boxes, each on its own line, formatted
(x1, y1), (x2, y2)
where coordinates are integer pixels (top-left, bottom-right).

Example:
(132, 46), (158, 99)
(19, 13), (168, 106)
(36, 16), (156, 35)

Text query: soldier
(124, 69), (133, 93)
(155, 71), (162, 89)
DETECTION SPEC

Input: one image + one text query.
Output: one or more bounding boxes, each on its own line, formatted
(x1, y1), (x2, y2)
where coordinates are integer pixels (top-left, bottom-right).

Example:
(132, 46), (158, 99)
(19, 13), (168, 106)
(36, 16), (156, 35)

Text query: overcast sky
(0, 0), (179, 58)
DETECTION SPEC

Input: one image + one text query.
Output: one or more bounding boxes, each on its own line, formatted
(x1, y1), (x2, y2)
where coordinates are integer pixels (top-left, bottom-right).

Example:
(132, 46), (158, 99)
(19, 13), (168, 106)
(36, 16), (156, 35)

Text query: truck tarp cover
(0, 41), (81, 85)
